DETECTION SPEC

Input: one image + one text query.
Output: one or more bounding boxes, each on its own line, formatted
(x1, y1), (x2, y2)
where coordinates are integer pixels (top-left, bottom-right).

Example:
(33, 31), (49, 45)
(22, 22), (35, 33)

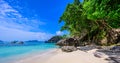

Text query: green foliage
(83, 0), (120, 28)
(98, 30), (106, 39)
(59, 0), (120, 44)
(74, 0), (80, 5)
(62, 34), (70, 38)
(59, 0), (83, 37)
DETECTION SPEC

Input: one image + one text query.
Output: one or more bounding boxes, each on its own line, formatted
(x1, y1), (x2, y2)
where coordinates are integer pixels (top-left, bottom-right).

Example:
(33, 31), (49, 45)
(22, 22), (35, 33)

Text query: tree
(59, 0), (88, 37)
(83, 0), (120, 44)
(59, 0), (120, 45)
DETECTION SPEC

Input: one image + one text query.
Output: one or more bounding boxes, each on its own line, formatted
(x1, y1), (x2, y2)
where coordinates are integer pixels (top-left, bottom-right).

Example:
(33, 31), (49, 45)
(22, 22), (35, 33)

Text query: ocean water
(0, 42), (57, 63)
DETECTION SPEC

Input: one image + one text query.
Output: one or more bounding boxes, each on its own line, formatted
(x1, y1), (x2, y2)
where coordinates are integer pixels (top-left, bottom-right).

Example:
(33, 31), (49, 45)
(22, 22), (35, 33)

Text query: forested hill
(59, 0), (120, 45)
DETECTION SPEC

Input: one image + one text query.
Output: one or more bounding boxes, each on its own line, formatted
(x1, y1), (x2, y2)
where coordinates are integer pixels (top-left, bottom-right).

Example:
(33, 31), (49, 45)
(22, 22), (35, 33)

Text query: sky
(0, 0), (81, 41)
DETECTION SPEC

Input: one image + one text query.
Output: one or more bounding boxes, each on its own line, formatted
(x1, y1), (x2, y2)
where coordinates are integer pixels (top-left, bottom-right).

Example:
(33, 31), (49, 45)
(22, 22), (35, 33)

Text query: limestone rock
(61, 46), (77, 52)
(56, 38), (79, 47)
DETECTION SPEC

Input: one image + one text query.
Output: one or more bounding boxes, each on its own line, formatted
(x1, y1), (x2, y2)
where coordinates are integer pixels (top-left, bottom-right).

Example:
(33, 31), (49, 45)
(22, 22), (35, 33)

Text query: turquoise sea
(0, 42), (57, 63)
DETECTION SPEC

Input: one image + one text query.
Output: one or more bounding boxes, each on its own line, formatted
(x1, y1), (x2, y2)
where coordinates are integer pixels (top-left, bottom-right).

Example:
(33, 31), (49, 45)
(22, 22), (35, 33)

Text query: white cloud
(0, 0), (45, 31)
(56, 31), (63, 35)
(0, 0), (53, 41)
(0, 0), (19, 17)
(0, 26), (53, 41)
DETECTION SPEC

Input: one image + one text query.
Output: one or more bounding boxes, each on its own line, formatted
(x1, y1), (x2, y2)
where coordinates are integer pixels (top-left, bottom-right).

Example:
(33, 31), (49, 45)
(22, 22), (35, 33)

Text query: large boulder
(56, 39), (66, 46)
(61, 46), (77, 52)
(56, 38), (79, 47)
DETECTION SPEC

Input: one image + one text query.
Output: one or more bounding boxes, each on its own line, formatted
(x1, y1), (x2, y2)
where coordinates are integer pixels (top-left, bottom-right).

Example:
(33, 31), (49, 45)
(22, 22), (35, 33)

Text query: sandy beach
(14, 49), (58, 63)
(15, 48), (109, 63)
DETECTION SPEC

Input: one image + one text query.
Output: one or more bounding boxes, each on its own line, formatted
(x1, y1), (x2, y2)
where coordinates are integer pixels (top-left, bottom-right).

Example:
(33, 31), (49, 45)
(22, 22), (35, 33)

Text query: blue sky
(0, 0), (82, 41)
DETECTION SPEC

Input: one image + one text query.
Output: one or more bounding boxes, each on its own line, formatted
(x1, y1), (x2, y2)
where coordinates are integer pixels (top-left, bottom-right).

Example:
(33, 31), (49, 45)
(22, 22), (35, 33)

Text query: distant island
(10, 40), (42, 45)
(25, 40), (41, 42)
(0, 40), (3, 42)
(11, 41), (24, 45)
(45, 35), (63, 43)
(0, 40), (4, 44)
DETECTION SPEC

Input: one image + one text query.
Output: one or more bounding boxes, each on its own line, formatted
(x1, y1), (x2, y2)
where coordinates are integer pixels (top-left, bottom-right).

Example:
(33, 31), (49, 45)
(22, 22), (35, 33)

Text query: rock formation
(46, 35), (63, 43)
(56, 38), (79, 52)
(79, 28), (120, 45)
(18, 41), (24, 44)
(11, 41), (17, 44)
(61, 46), (77, 52)
(56, 38), (79, 47)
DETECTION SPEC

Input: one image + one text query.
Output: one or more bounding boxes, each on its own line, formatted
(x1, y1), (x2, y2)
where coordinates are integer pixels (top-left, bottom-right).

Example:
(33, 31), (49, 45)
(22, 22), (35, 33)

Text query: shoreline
(14, 48), (58, 63)
(5, 45), (120, 63)
(0, 48), (58, 63)
(13, 48), (111, 63)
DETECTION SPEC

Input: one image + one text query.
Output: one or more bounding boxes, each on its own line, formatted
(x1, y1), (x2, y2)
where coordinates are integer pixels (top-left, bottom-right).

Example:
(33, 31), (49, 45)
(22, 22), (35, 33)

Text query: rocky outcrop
(11, 41), (24, 45)
(61, 46), (77, 52)
(97, 29), (120, 45)
(11, 41), (17, 44)
(56, 38), (79, 52)
(106, 29), (120, 45)
(56, 39), (66, 46)
(46, 36), (63, 43)
(110, 46), (120, 51)
(18, 41), (24, 44)
(80, 28), (120, 45)
(56, 38), (79, 47)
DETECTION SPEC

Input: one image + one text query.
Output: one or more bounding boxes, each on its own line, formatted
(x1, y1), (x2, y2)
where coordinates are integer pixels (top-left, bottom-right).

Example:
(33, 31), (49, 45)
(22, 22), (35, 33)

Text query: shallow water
(0, 42), (57, 63)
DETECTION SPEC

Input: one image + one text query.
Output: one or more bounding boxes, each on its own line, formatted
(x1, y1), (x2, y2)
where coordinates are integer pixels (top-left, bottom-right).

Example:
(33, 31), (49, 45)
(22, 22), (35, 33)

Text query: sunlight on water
(0, 42), (57, 63)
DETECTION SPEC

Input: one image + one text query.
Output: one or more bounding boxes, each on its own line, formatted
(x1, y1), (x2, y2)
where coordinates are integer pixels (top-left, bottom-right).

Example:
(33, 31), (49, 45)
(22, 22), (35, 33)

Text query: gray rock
(61, 46), (77, 52)
(110, 46), (120, 51)
(56, 38), (79, 47)
(56, 39), (66, 46)
(109, 56), (120, 63)
(94, 52), (109, 58)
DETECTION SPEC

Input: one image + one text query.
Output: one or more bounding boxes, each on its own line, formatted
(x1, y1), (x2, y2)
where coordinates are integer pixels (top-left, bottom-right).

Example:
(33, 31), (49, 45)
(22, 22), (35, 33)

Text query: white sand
(14, 49), (58, 63)
(45, 49), (109, 63)
(15, 49), (109, 63)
